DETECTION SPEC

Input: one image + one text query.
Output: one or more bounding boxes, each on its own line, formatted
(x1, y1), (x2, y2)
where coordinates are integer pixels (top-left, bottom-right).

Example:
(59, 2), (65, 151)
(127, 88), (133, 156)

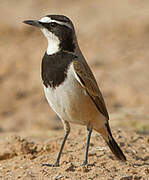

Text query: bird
(23, 15), (126, 167)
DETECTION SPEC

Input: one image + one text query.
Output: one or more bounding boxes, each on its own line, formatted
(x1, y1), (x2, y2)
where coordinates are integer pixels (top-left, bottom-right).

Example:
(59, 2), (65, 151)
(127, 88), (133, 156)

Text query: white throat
(41, 28), (60, 55)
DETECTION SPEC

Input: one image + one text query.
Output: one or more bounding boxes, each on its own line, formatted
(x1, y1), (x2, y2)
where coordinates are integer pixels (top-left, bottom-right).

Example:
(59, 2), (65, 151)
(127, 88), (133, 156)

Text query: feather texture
(73, 60), (109, 120)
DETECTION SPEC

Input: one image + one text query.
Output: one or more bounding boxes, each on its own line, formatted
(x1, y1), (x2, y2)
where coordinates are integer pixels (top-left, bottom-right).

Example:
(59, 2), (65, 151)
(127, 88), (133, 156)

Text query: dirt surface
(0, 128), (149, 179)
(0, 0), (149, 179)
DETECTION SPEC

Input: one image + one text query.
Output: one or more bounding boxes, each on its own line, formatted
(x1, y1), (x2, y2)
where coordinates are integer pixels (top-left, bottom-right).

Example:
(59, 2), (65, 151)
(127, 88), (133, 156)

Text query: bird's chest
(43, 64), (86, 121)
(42, 52), (76, 89)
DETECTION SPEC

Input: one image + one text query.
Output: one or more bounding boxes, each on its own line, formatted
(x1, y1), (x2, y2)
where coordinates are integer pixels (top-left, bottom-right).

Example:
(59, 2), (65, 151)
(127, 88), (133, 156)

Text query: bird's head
(23, 15), (77, 55)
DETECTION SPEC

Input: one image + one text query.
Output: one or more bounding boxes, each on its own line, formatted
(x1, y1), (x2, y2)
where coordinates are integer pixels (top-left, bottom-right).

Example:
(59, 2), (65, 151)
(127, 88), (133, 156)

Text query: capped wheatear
(23, 15), (126, 167)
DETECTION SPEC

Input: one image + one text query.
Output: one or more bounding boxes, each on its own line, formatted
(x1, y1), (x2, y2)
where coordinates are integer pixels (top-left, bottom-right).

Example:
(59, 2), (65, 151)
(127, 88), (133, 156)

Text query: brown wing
(73, 60), (109, 120)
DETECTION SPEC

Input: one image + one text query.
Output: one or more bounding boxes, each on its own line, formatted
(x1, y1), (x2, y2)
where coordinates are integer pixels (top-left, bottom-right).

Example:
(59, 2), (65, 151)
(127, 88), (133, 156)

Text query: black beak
(23, 20), (41, 28)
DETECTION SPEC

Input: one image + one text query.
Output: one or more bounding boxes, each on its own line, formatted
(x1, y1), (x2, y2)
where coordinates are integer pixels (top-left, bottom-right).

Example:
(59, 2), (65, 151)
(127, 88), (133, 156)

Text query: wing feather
(73, 60), (109, 120)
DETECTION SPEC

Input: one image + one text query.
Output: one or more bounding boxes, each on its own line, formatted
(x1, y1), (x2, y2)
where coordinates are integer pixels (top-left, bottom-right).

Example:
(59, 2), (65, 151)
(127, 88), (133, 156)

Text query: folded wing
(73, 60), (109, 120)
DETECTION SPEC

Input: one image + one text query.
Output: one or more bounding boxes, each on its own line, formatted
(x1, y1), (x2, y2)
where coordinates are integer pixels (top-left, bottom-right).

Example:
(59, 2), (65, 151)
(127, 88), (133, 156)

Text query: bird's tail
(106, 133), (126, 161)
(96, 122), (126, 161)
(105, 122), (126, 161)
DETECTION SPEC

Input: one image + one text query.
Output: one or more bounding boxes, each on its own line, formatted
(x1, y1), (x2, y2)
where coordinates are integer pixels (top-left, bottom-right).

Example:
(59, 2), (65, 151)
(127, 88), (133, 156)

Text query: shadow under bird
(23, 15), (126, 167)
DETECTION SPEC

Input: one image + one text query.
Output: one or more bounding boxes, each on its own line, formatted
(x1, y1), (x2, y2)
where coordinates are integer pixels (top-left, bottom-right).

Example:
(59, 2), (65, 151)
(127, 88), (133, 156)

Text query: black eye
(50, 22), (57, 28)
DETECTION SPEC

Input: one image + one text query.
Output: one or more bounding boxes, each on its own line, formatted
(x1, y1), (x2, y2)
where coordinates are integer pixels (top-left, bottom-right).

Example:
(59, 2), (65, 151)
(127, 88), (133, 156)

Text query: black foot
(81, 161), (95, 167)
(81, 160), (88, 166)
(42, 161), (59, 167)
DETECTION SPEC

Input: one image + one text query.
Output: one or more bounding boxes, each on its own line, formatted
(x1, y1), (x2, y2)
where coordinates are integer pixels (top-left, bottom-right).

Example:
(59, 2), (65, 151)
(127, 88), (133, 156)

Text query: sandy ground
(0, 0), (149, 179)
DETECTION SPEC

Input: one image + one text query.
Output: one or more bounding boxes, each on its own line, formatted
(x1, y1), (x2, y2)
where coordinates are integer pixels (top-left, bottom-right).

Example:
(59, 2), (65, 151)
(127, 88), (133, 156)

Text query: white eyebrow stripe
(39, 16), (72, 29)
(39, 17), (52, 23)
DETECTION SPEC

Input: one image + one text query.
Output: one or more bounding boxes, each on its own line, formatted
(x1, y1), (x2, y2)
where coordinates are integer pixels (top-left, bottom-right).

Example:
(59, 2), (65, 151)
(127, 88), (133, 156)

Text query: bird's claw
(42, 161), (59, 167)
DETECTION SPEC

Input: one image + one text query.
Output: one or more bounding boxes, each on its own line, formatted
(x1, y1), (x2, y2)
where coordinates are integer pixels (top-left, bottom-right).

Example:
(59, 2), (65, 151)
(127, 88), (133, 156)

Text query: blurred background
(0, 0), (149, 136)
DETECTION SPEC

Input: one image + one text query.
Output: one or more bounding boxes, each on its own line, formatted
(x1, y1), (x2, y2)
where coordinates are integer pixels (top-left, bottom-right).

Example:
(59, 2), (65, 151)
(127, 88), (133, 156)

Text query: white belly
(43, 63), (105, 126)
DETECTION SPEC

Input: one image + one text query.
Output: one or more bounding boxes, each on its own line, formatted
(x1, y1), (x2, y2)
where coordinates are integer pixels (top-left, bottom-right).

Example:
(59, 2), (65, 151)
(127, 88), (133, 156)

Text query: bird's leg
(82, 126), (92, 166)
(42, 121), (70, 167)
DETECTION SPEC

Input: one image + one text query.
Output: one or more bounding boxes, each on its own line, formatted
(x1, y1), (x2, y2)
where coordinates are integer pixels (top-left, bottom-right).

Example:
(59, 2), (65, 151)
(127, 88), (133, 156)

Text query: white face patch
(41, 28), (60, 55)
